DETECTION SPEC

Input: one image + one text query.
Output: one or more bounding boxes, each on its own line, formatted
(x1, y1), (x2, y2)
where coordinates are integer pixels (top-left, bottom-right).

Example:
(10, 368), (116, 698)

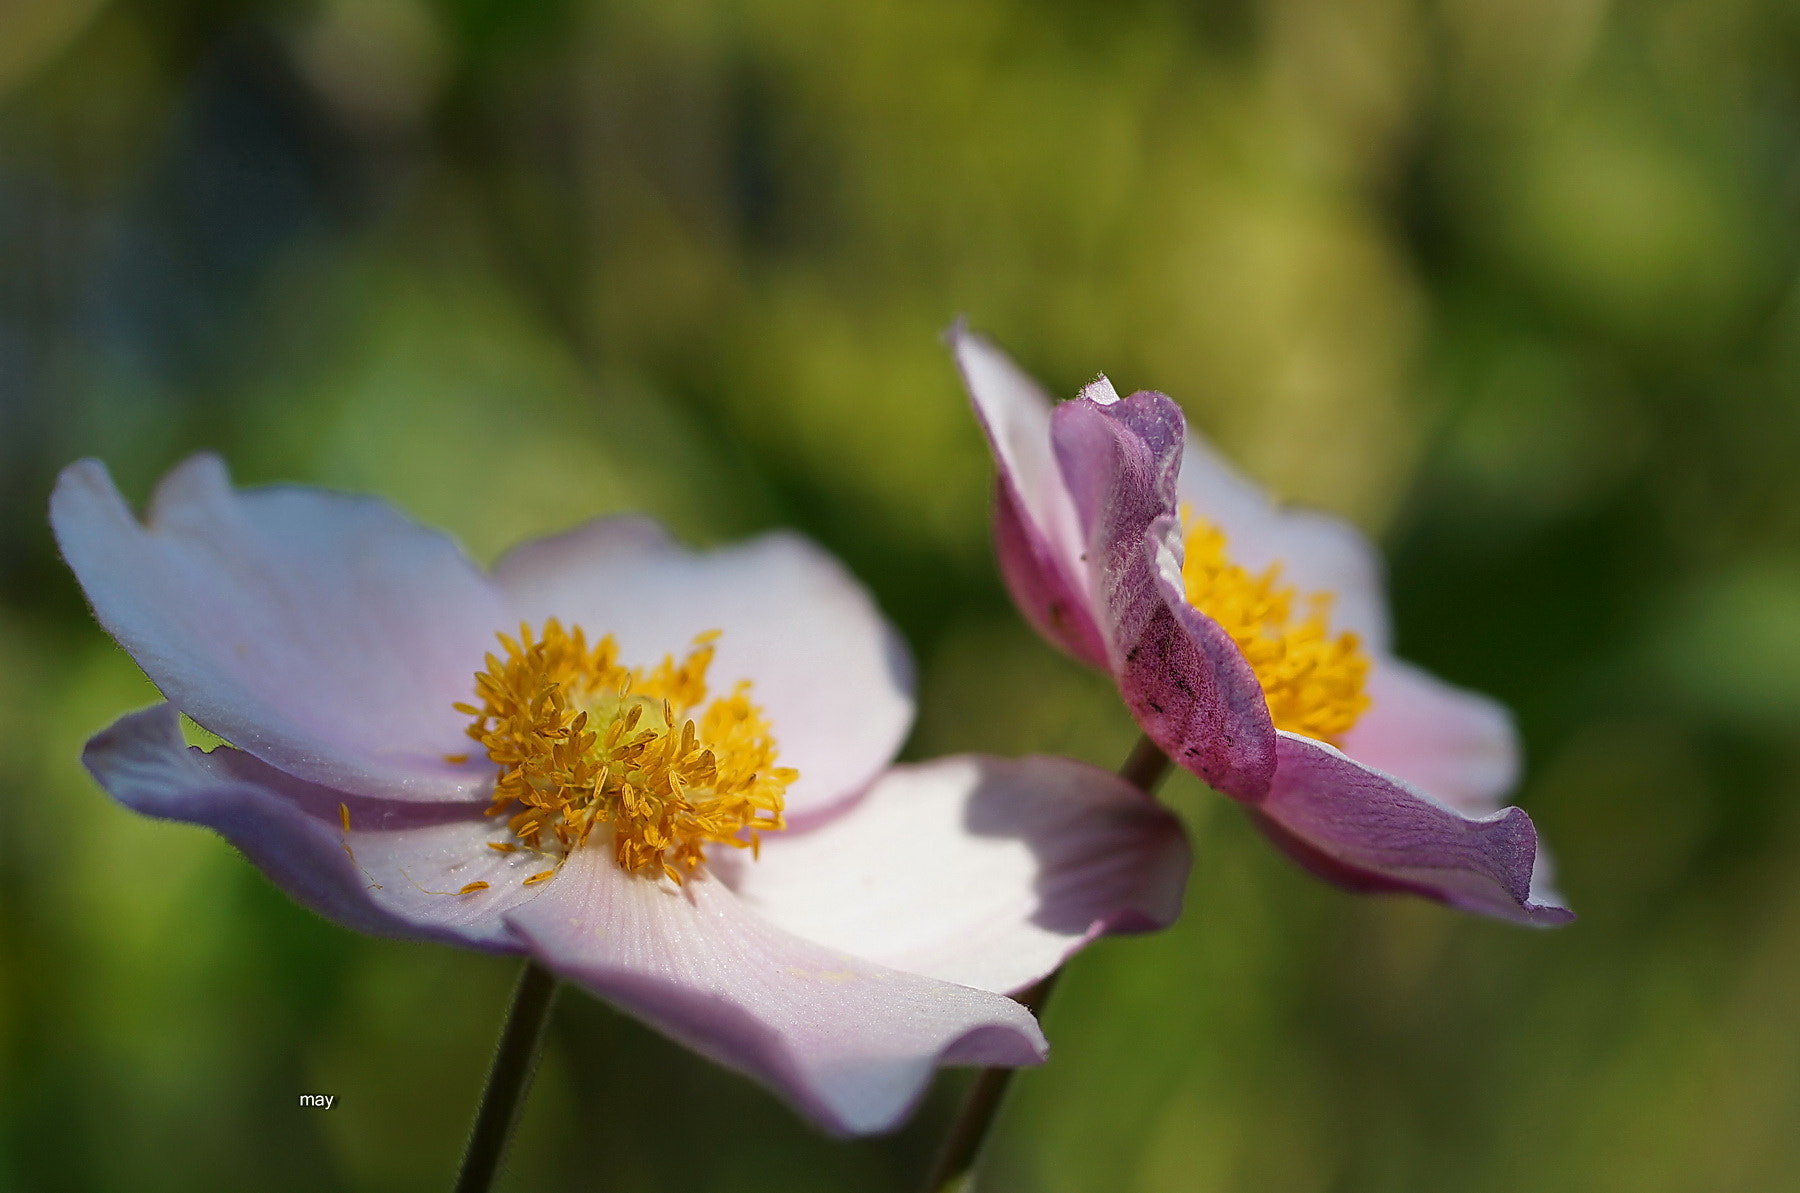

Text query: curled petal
(1526, 845), (1568, 917)
(1342, 659), (1521, 816)
(992, 480), (1111, 668)
(1176, 434), (1390, 653)
(719, 755), (1189, 995)
(492, 517), (913, 821)
(83, 705), (537, 950)
(1052, 394), (1276, 799)
(953, 324), (1108, 667)
(1251, 733), (1572, 927)
(505, 849), (1047, 1136)
(52, 456), (505, 801)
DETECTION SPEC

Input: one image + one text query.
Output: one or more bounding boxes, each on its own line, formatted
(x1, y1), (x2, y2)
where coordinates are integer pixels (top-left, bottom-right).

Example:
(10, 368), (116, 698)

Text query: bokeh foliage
(4, 0), (1800, 1189)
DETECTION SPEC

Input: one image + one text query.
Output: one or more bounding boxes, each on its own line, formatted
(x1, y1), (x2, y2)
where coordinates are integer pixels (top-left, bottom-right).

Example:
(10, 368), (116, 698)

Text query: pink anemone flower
(52, 454), (1191, 1134)
(952, 328), (1570, 927)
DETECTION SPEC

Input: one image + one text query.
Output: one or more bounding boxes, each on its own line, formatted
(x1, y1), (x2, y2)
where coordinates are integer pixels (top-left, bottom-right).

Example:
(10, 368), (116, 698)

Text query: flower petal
(1527, 844), (1567, 916)
(716, 755), (1189, 995)
(505, 849), (1047, 1135)
(1051, 393), (1277, 799)
(1340, 658), (1521, 815)
(492, 516), (913, 821)
(52, 456), (506, 801)
(992, 481), (1112, 669)
(1176, 433), (1391, 653)
(83, 705), (540, 949)
(951, 325), (1109, 667)
(1250, 732), (1572, 926)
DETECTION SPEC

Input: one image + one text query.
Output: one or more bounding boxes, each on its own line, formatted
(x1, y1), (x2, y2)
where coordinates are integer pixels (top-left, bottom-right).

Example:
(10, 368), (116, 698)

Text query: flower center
(454, 620), (794, 884)
(1181, 515), (1371, 744)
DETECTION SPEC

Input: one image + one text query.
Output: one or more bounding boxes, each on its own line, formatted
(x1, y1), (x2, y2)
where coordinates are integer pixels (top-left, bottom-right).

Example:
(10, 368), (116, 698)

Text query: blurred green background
(4, 0), (1800, 1189)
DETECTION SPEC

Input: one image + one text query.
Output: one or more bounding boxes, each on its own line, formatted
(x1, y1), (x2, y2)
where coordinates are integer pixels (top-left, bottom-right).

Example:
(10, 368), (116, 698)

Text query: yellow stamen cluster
(1181, 516), (1371, 744)
(455, 620), (794, 884)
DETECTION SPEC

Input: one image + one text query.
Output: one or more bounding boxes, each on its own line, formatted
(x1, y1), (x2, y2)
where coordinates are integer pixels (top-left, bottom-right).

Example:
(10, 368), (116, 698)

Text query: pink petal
(991, 482), (1111, 669)
(951, 325), (1109, 667)
(715, 755), (1189, 995)
(504, 849), (1047, 1135)
(1528, 847), (1568, 915)
(1340, 658), (1521, 815)
(1250, 732), (1572, 926)
(83, 705), (540, 949)
(1176, 433), (1391, 653)
(492, 517), (913, 821)
(52, 456), (506, 801)
(1050, 393), (1277, 799)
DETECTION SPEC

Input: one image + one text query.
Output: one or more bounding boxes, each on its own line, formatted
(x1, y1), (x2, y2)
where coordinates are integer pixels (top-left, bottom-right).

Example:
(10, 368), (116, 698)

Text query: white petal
(84, 705), (538, 949)
(1176, 433), (1391, 653)
(950, 325), (1089, 586)
(52, 456), (507, 801)
(1340, 658), (1521, 815)
(718, 756), (1189, 994)
(506, 850), (1046, 1135)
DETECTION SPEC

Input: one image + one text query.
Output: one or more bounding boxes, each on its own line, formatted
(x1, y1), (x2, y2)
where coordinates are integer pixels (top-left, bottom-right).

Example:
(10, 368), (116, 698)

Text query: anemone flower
(52, 454), (1190, 1135)
(952, 328), (1570, 927)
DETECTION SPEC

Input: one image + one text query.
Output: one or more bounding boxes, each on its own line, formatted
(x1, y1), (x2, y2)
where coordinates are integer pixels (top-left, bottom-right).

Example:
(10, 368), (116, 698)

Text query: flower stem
(921, 733), (1173, 1193)
(453, 960), (560, 1193)
(1116, 732), (1175, 795)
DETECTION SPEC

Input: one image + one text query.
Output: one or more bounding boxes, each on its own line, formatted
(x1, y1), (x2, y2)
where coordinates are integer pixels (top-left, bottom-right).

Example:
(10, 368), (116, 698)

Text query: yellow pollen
(1181, 514), (1371, 744)
(459, 620), (795, 884)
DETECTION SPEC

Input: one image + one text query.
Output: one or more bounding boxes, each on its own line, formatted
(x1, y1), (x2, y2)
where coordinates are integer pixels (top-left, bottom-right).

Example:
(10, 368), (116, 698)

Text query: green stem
(453, 961), (560, 1193)
(1116, 732), (1175, 794)
(921, 734), (1173, 1193)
